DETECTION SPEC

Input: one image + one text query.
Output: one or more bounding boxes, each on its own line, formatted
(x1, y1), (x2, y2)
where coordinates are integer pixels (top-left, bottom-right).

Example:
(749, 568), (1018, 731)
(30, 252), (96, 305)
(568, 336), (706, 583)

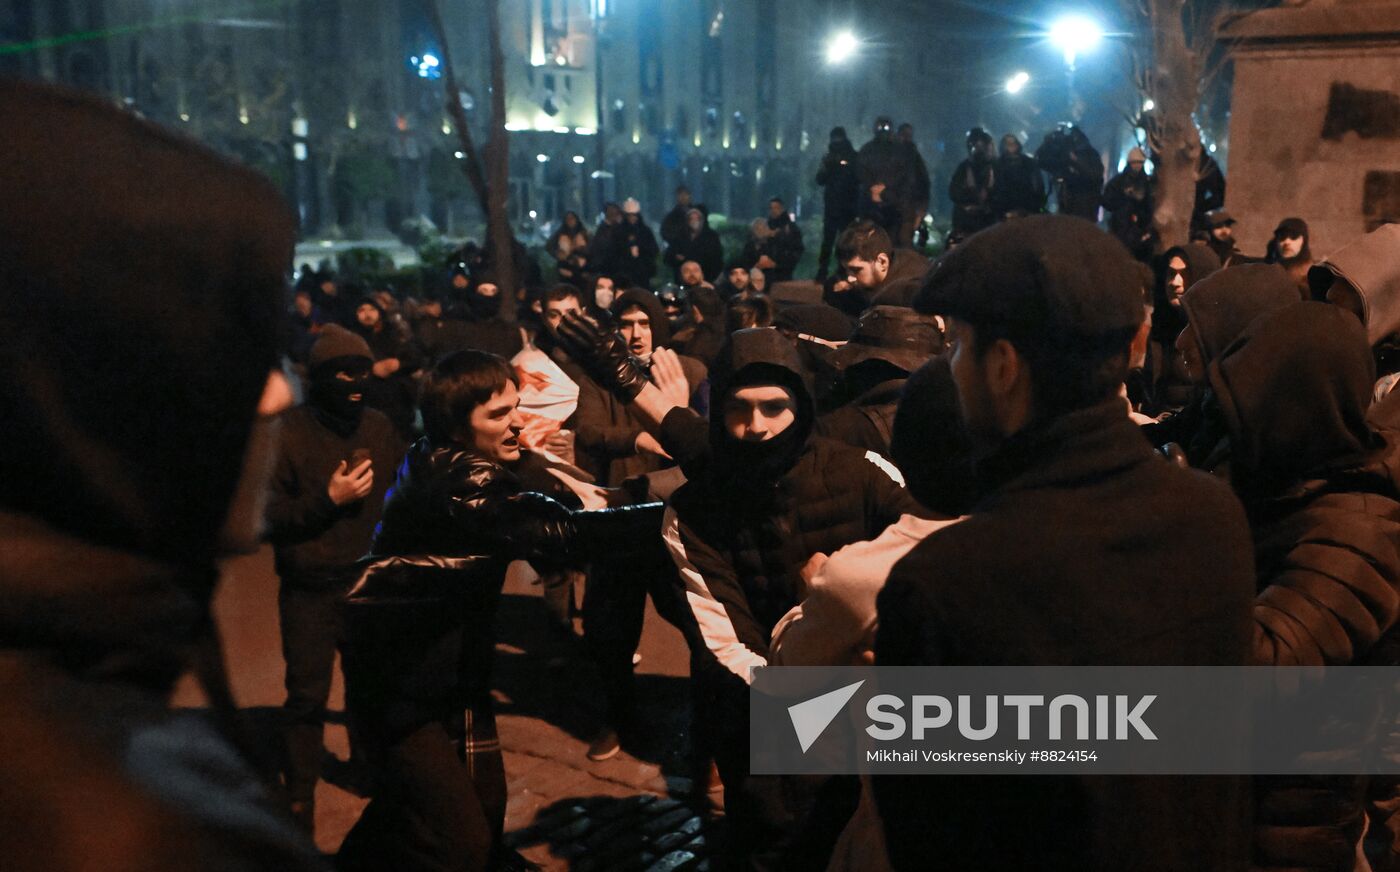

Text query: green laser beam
(0, 0), (292, 57)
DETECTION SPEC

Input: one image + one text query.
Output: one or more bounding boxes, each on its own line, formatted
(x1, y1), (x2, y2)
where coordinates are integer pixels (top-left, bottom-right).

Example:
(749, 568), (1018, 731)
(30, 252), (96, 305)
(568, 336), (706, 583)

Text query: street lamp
(825, 30), (859, 65)
(1048, 14), (1103, 70)
(1005, 71), (1031, 95)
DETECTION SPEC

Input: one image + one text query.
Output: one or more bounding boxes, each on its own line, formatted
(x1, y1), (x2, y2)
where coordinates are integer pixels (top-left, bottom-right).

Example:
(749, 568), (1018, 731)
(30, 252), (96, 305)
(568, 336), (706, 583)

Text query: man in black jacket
(990, 134), (1046, 218)
(664, 207), (724, 284)
(664, 328), (925, 869)
(948, 127), (998, 235)
(875, 215), (1255, 871)
(266, 325), (403, 832)
(338, 351), (660, 872)
(1102, 147), (1155, 261)
(816, 127), (860, 280)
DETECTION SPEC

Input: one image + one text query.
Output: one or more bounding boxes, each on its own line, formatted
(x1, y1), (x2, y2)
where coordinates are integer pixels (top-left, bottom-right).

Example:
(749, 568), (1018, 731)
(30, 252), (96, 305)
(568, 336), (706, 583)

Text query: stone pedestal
(1224, 0), (1400, 256)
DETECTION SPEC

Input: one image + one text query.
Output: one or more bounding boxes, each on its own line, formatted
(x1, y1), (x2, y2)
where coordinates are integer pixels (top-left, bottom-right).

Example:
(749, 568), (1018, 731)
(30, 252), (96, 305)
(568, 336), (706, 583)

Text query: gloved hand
(552, 310), (649, 402)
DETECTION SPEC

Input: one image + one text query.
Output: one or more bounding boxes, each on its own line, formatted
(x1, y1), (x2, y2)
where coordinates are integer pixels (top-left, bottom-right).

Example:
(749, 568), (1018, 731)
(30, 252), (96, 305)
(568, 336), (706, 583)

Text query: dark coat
(814, 377), (904, 455)
(856, 135), (916, 212)
(991, 152), (1046, 217)
(816, 141), (861, 222)
(266, 405), (403, 585)
(948, 157), (996, 234)
(415, 314), (522, 365)
(869, 249), (932, 308)
(664, 225), (725, 283)
(1208, 302), (1400, 871)
(612, 219), (660, 289)
(874, 400), (1255, 872)
(1102, 168), (1156, 258)
(742, 213), (805, 283)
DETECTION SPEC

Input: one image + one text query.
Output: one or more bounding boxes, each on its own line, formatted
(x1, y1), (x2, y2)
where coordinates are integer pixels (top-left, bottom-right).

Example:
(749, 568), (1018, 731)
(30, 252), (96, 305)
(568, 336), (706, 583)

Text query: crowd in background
(7, 77), (1400, 872)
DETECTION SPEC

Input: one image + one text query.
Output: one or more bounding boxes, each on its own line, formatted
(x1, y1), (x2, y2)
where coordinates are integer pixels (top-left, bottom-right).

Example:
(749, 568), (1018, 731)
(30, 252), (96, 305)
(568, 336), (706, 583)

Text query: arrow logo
(787, 680), (865, 753)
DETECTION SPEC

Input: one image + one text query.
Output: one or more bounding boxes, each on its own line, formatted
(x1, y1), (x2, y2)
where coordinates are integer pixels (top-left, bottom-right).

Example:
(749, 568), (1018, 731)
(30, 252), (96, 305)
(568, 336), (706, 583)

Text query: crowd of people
(7, 77), (1400, 872)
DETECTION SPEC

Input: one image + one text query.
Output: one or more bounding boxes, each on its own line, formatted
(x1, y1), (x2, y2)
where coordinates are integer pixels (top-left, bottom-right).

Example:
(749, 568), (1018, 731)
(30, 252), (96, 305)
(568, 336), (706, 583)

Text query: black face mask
(308, 358), (371, 436)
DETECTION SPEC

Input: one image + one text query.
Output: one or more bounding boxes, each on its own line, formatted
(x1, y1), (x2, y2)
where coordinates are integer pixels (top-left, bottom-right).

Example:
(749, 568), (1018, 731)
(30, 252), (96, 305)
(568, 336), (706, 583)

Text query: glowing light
(572, 155), (586, 164)
(693, 132), (702, 147)
(632, 130), (641, 144)
(825, 30), (859, 65)
(529, 210), (538, 219)
(574, 127), (597, 135)
(238, 105), (249, 125)
(1049, 14), (1103, 69)
(505, 121), (528, 131)
(179, 112), (190, 122)
(552, 125), (571, 134)
(1005, 71), (1030, 95)
(722, 134), (730, 149)
(293, 142), (307, 161)
(1208, 143), (1217, 153)
(441, 120), (452, 135)
(347, 111), (358, 130)
(1142, 98), (1155, 112)
(536, 153), (550, 162)
(454, 151), (465, 159)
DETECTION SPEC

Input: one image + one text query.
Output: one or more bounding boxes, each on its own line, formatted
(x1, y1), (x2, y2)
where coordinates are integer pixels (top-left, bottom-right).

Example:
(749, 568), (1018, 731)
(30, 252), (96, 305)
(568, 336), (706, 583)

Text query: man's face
(1165, 255), (1189, 304)
(320, 280), (337, 296)
(1277, 235), (1304, 259)
(1002, 137), (1021, 156)
(1175, 323), (1205, 383)
(618, 306), (653, 357)
(677, 189), (692, 207)
(451, 273), (470, 290)
(476, 282), (500, 299)
(356, 303), (380, 329)
(1128, 159), (1146, 174)
(768, 201), (784, 220)
(945, 317), (1001, 449)
(605, 206), (621, 224)
(844, 253), (890, 290)
(594, 277), (616, 310)
(294, 293), (313, 318)
(469, 381), (525, 464)
(750, 269), (766, 292)
(543, 294), (582, 330)
(898, 126), (914, 144)
(680, 261), (703, 287)
(1211, 225), (1234, 242)
(729, 267), (750, 291)
(723, 385), (797, 442)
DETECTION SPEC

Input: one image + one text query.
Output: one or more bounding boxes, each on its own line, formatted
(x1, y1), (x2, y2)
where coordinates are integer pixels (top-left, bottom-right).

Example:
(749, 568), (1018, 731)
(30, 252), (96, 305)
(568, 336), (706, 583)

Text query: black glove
(552, 310), (649, 402)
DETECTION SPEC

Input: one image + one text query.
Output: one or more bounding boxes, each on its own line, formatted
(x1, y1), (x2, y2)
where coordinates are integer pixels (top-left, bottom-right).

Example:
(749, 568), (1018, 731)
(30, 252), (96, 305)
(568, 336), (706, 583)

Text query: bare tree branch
(423, 0), (488, 208)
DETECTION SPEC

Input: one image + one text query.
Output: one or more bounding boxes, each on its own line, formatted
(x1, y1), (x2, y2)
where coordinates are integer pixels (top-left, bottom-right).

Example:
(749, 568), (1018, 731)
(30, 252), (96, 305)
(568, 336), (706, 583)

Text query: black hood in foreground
(1209, 302), (1380, 497)
(1181, 264), (1301, 370)
(0, 80), (295, 568)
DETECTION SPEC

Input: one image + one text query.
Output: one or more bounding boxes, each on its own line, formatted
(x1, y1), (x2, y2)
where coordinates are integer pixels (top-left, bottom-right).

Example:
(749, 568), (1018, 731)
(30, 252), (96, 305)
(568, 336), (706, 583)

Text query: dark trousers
(816, 214), (855, 280)
(583, 552), (689, 730)
(699, 672), (857, 871)
(337, 716), (506, 872)
(278, 576), (351, 804)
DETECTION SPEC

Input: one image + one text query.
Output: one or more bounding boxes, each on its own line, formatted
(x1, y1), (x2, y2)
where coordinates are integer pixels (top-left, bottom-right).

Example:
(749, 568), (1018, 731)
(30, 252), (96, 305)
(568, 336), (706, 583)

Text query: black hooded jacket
(663, 329), (923, 691)
(1144, 244), (1222, 415)
(1209, 303), (1400, 872)
(0, 80), (323, 871)
(816, 138), (861, 222)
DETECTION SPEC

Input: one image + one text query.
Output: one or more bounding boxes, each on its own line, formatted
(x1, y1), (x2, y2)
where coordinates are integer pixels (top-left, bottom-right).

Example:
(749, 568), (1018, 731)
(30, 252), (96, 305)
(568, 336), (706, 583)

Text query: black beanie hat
(309, 324), (373, 371)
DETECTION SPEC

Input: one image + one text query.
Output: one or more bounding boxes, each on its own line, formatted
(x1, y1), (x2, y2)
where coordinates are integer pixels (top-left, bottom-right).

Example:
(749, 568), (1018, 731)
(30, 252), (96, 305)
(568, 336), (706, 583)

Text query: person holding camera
(265, 324), (404, 834)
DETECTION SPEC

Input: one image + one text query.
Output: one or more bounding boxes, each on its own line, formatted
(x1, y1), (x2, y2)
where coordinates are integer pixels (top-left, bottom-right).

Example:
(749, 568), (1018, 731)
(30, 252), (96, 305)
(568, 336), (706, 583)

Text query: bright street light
(825, 30), (859, 65)
(1048, 14), (1103, 69)
(1005, 71), (1031, 95)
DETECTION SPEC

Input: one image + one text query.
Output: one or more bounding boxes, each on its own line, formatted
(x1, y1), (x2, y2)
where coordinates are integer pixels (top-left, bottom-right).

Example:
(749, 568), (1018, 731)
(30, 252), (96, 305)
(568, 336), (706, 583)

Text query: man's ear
(876, 252), (891, 273)
(983, 338), (1026, 400)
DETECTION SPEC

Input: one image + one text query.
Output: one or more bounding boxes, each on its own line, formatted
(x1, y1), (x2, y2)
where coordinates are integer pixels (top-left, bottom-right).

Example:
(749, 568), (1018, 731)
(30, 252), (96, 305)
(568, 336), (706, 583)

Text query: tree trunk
(485, 0), (517, 322)
(1146, 0), (1201, 252)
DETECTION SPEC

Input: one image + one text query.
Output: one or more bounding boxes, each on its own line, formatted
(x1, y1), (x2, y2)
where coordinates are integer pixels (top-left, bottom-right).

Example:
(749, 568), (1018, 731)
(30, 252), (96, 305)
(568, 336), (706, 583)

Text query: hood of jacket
(612, 287), (674, 348)
(1308, 223), (1400, 346)
(0, 80), (294, 571)
(1182, 263), (1301, 368)
(708, 328), (816, 486)
(1208, 302), (1381, 498)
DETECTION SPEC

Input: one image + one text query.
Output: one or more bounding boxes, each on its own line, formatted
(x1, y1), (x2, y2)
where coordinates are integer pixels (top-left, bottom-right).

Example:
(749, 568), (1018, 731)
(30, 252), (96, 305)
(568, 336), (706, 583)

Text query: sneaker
(587, 729), (621, 762)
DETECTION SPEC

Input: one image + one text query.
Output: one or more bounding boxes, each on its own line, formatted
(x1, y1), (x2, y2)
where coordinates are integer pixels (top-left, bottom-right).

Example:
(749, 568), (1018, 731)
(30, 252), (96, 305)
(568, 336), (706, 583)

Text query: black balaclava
(465, 274), (503, 320)
(309, 355), (371, 437)
(709, 329), (815, 491)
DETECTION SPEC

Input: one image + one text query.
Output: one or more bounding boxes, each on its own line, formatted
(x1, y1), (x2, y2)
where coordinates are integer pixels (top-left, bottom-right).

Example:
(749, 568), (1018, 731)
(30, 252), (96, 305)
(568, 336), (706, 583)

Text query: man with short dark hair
(833, 219), (930, 311)
(874, 215), (1255, 871)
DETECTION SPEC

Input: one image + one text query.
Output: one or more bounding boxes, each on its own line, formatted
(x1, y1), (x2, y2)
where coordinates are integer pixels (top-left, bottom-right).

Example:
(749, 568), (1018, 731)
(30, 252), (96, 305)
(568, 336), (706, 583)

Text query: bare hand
(545, 467), (613, 511)
(650, 348), (690, 410)
(635, 431), (672, 459)
(543, 428), (576, 465)
(756, 255), (777, 270)
(372, 358), (401, 378)
(328, 459), (373, 506)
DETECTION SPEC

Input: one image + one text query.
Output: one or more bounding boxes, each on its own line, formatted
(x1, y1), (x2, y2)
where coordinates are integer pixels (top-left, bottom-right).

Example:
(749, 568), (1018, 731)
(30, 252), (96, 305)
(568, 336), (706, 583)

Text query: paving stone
(641, 806), (696, 837)
(649, 815), (705, 854)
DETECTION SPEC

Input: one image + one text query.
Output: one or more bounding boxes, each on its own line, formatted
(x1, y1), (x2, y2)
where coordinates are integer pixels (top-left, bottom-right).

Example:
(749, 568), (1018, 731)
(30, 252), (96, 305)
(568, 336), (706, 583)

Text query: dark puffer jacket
(1209, 302), (1400, 871)
(343, 441), (661, 744)
(663, 329), (924, 690)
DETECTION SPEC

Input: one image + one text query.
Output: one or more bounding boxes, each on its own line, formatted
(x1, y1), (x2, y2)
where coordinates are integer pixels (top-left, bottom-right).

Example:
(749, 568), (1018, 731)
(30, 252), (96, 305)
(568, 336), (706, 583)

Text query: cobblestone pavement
(173, 547), (719, 869)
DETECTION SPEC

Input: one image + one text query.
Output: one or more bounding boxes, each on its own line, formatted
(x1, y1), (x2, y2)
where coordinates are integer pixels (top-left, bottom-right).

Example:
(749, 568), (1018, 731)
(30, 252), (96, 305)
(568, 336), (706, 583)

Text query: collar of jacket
(973, 399), (1154, 501)
(414, 439), (518, 488)
(0, 510), (212, 687)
